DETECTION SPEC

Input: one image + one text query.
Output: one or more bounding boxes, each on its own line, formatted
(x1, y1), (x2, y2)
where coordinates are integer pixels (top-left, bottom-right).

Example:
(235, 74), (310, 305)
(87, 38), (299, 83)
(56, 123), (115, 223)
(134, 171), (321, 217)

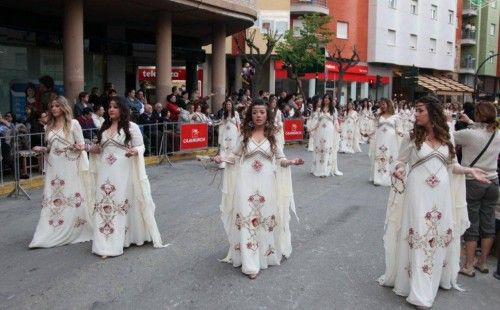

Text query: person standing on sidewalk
(454, 102), (500, 277)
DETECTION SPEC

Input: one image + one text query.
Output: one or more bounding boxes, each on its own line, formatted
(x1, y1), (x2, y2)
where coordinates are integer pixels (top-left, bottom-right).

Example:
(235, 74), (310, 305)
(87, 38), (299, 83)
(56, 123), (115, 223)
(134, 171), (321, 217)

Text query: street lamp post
(473, 53), (499, 104)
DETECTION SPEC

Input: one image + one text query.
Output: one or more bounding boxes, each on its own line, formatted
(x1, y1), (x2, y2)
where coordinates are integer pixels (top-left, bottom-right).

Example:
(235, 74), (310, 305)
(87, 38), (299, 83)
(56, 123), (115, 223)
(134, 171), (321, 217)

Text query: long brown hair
(97, 96), (132, 146)
(411, 95), (455, 159)
(379, 98), (395, 115)
(474, 101), (498, 132)
(45, 96), (73, 141)
(241, 99), (277, 154)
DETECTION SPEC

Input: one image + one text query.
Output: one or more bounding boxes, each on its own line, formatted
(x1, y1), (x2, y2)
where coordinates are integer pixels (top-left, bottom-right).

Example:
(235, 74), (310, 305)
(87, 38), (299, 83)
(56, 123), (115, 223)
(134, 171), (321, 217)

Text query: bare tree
(327, 45), (360, 103)
(233, 28), (282, 94)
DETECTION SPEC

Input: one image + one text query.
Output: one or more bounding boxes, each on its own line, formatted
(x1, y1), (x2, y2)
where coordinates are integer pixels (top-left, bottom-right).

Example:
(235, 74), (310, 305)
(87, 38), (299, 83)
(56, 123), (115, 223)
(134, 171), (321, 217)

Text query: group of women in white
(30, 96), (165, 258)
(29, 94), (494, 308)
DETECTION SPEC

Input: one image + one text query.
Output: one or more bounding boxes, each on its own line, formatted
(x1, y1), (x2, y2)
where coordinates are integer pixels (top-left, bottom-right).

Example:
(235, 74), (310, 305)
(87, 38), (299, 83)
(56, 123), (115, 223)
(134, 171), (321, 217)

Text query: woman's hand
(72, 144), (86, 152)
(125, 148), (138, 158)
(88, 144), (101, 154)
(213, 155), (222, 164)
(468, 167), (491, 184)
(292, 158), (305, 166)
(32, 146), (48, 154)
(393, 166), (406, 180)
(458, 112), (473, 125)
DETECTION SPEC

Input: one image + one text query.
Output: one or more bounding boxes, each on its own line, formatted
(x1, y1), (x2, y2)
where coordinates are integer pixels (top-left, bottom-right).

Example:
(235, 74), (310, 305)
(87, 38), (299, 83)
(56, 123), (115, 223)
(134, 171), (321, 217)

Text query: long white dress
(369, 115), (401, 186)
(274, 109), (285, 149)
(359, 108), (375, 144)
(307, 110), (320, 152)
(378, 136), (469, 308)
(339, 110), (362, 153)
(311, 111), (341, 177)
(218, 112), (240, 167)
(219, 137), (297, 275)
(91, 122), (164, 256)
(30, 120), (93, 248)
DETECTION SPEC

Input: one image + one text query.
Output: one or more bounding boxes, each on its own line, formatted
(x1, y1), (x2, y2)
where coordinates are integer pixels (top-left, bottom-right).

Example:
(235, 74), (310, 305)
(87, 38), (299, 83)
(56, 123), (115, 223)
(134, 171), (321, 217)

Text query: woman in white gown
(339, 101), (362, 153)
(311, 95), (342, 177)
(378, 96), (489, 308)
(89, 97), (165, 257)
(270, 96), (284, 149)
(215, 99), (304, 279)
(218, 99), (240, 168)
(369, 98), (402, 186)
(30, 96), (93, 248)
(359, 100), (374, 144)
(307, 98), (321, 152)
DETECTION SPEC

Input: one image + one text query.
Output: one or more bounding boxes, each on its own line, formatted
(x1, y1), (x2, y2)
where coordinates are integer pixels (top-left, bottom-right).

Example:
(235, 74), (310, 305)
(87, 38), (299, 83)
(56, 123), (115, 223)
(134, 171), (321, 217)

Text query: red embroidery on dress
(41, 176), (85, 227)
(406, 206), (453, 276)
(94, 179), (131, 238)
(252, 160), (263, 172)
(74, 217), (87, 228)
(105, 153), (117, 165)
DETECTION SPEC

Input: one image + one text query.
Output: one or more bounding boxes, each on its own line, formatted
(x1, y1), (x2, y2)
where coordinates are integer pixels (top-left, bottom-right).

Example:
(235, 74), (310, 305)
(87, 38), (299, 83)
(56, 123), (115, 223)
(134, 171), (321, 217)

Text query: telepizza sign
(180, 123), (209, 150)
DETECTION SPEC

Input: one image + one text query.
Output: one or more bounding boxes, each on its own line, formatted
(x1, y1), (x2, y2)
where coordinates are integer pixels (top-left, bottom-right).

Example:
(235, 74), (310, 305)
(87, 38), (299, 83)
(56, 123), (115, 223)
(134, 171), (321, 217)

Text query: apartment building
(459, 0), (499, 99)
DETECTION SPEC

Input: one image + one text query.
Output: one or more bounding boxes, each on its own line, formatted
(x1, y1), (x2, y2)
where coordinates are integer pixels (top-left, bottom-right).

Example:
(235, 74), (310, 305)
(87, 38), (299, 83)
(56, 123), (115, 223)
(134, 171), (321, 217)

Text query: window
(293, 19), (303, 36)
(492, 0), (497, 8)
(387, 29), (396, 46)
(389, 0), (397, 9)
(429, 38), (437, 53)
(410, 0), (418, 14)
(431, 5), (438, 20)
(409, 34), (417, 49)
(489, 51), (495, 63)
(261, 20), (272, 32)
(275, 21), (288, 36)
(448, 10), (454, 24)
(337, 22), (348, 39)
(446, 42), (453, 55)
(490, 23), (496, 36)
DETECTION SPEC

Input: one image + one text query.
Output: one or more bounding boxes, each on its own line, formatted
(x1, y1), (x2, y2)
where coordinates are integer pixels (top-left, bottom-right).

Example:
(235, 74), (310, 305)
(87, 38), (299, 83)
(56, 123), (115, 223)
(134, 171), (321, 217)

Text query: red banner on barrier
(180, 123), (209, 150)
(284, 119), (304, 141)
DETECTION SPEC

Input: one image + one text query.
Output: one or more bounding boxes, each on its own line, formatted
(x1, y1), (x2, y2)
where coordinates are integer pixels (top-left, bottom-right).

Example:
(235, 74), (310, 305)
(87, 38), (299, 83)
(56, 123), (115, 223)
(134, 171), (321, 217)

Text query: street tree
(327, 45), (360, 103)
(233, 28), (282, 94)
(275, 13), (333, 98)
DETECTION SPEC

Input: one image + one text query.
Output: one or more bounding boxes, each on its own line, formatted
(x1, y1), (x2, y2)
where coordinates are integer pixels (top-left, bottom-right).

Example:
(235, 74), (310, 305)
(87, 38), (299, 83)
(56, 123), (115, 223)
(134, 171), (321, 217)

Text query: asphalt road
(0, 145), (498, 310)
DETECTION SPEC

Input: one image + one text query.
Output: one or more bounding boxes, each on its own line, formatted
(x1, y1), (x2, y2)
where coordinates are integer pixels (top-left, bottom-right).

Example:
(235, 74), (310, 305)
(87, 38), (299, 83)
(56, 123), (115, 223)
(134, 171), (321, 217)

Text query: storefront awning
(417, 75), (474, 95)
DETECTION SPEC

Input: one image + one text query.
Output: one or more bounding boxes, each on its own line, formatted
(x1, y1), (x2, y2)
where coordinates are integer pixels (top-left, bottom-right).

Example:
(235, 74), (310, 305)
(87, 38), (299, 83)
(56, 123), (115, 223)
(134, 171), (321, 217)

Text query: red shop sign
(180, 123), (209, 150)
(284, 119), (304, 141)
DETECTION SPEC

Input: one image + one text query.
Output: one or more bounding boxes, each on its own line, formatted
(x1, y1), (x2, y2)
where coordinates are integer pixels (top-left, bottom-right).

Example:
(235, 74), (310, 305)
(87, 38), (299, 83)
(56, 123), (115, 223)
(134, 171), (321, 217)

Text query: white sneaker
(334, 170), (343, 176)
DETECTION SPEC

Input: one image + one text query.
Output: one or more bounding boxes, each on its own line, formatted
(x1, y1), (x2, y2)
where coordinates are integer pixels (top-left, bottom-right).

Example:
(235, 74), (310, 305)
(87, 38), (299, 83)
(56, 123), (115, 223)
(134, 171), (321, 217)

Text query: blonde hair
(379, 98), (395, 115)
(45, 96), (73, 140)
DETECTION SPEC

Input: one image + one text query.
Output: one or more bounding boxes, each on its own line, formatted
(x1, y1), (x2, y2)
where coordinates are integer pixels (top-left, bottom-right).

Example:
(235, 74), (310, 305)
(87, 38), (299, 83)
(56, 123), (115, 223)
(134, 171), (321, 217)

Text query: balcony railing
(462, 3), (479, 16)
(461, 30), (477, 45)
(291, 0), (329, 15)
(460, 59), (476, 74)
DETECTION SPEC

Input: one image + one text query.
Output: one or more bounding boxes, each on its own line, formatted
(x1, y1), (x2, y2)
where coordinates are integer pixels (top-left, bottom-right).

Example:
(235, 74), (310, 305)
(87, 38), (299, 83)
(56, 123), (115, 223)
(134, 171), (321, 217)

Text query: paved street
(0, 145), (498, 310)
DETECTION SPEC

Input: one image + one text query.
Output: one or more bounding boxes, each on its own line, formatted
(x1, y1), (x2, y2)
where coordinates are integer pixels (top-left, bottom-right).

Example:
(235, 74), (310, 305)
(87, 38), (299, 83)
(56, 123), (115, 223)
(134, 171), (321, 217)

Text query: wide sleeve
(393, 134), (412, 172)
(71, 120), (85, 145)
(223, 135), (243, 164)
(129, 122), (144, 147)
(235, 111), (241, 126)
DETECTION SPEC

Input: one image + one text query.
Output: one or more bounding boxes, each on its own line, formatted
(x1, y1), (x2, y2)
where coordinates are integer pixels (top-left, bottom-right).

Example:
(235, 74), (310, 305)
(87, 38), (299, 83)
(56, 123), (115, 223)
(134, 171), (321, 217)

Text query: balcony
(461, 30), (477, 45)
(462, 4), (478, 16)
(290, 0), (329, 16)
(460, 59), (476, 74)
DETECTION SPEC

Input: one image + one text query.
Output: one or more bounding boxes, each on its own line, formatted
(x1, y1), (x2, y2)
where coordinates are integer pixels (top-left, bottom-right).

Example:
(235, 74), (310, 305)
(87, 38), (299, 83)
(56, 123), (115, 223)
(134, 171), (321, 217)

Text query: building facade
(0, 0), (257, 114)
(459, 0), (499, 99)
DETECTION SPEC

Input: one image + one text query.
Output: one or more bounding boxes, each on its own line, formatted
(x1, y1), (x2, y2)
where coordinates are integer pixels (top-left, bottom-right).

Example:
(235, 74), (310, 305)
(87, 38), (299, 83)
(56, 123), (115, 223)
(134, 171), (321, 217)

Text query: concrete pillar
(186, 61), (198, 96)
(340, 84), (348, 106)
(212, 23), (226, 112)
(360, 82), (369, 99)
(156, 12), (172, 103)
(350, 82), (357, 101)
(202, 58), (211, 99)
(106, 26), (126, 95)
(308, 79), (316, 98)
(63, 0), (84, 105)
(234, 55), (242, 92)
(269, 59), (276, 94)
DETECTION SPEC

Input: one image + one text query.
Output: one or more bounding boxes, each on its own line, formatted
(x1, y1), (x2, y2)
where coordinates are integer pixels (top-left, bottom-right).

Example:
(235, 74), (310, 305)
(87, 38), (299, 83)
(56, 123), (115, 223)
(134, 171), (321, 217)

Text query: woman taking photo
(214, 99), (303, 280)
(89, 97), (165, 258)
(454, 102), (499, 277)
(30, 96), (93, 248)
(378, 96), (489, 308)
